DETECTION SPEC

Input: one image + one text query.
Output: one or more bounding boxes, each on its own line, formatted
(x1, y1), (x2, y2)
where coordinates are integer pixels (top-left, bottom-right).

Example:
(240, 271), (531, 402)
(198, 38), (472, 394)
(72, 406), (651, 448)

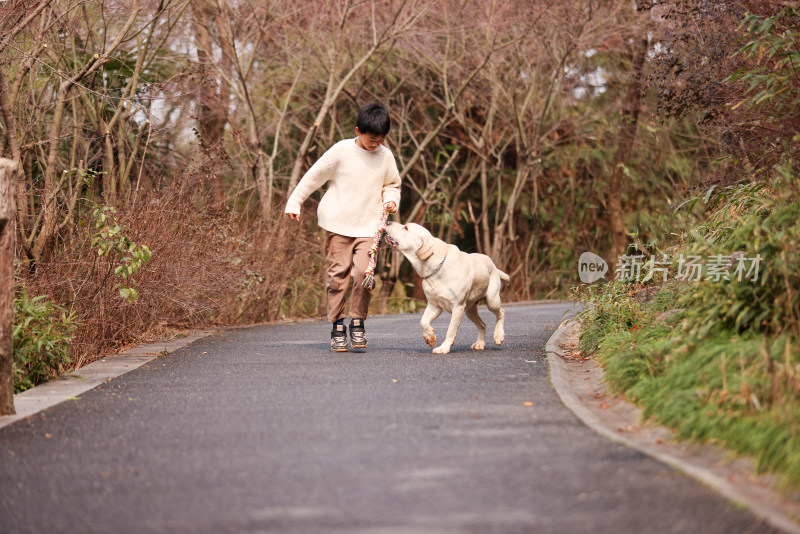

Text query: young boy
(285, 103), (401, 352)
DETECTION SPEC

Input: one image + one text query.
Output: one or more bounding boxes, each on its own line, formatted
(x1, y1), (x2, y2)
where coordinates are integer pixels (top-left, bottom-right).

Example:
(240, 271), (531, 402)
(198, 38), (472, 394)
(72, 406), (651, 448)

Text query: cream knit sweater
(285, 138), (402, 238)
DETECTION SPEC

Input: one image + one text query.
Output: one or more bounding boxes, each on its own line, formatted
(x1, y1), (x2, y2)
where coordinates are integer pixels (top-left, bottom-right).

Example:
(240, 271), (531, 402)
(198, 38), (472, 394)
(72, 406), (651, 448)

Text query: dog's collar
(421, 252), (447, 280)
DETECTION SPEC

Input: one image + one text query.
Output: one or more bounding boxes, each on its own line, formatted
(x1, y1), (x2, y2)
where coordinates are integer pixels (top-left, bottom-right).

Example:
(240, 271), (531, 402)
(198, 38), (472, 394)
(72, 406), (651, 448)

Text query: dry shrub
(22, 179), (328, 369)
(218, 209), (328, 325)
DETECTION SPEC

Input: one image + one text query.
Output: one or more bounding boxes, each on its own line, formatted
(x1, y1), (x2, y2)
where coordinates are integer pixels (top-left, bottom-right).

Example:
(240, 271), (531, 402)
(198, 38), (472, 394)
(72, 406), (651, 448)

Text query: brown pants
(325, 232), (373, 322)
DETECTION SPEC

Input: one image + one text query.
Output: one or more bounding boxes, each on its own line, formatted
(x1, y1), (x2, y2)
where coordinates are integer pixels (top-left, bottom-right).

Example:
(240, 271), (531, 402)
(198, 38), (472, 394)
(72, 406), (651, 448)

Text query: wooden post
(0, 157), (19, 415)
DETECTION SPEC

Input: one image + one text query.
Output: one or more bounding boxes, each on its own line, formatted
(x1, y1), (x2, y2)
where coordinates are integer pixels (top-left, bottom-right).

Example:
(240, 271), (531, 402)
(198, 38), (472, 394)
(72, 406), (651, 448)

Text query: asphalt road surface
(0, 303), (780, 534)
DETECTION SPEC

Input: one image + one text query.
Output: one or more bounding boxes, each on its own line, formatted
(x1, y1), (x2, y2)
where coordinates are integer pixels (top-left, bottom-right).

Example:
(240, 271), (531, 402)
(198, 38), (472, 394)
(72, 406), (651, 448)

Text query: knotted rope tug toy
(362, 207), (390, 291)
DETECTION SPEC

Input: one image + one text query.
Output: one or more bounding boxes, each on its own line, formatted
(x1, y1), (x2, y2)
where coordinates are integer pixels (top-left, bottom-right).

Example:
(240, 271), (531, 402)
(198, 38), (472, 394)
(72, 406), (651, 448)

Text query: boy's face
(355, 127), (385, 152)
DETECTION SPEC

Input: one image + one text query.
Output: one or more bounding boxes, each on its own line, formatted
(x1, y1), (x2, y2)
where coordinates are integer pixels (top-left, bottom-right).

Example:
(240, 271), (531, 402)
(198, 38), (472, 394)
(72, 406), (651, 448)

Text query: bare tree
(287, 0), (434, 189)
(30, 0), (141, 262)
(486, 1), (606, 263)
(0, 158), (19, 415)
(0, 0), (53, 260)
(608, 3), (650, 271)
(97, 0), (191, 203)
(192, 0), (232, 209)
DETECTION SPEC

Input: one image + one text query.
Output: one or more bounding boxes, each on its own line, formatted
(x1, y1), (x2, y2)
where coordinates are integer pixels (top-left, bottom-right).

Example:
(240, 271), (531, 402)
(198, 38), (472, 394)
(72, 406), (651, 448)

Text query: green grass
(578, 168), (800, 489)
(580, 282), (800, 490)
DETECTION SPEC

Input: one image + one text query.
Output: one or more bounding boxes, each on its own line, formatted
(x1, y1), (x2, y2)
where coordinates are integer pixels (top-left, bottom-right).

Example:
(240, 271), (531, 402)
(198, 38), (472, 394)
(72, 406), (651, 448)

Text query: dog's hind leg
(420, 303), (443, 347)
(466, 303), (486, 350)
(486, 276), (505, 345)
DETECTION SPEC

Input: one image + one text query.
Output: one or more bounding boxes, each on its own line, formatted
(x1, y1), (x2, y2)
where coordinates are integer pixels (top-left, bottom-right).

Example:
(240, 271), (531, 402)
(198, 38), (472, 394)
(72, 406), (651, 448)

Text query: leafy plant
(677, 164), (800, 340)
(576, 279), (647, 354)
(13, 288), (78, 393)
(91, 205), (152, 302)
(728, 7), (800, 112)
(578, 165), (800, 488)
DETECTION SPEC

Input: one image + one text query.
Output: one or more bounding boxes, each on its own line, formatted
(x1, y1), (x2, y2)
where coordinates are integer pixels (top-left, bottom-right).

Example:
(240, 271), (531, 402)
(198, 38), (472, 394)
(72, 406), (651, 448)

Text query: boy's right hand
(287, 212), (300, 221)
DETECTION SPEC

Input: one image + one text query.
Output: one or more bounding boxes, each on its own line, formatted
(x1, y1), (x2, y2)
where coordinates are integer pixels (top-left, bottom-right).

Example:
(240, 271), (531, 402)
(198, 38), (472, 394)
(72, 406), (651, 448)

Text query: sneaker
(350, 319), (367, 349)
(331, 324), (348, 352)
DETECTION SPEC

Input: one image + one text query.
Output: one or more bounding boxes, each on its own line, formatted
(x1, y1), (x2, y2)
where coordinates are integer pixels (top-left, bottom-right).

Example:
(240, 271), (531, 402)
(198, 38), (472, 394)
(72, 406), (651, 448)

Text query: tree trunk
(32, 83), (70, 261)
(490, 147), (530, 264)
(0, 70), (28, 247)
(478, 160), (492, 254)
(193, 0), (229, 209)
(0, 158), (19, 415)
(608, 34), (648, 273)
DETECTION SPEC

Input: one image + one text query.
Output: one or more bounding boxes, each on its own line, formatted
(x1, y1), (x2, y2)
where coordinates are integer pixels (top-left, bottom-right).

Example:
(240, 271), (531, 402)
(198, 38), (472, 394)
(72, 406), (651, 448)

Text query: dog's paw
(494, 332), (505, 345)
(471, 340), (485, 350)
(424, 333), (436, 347)
(432, 345), (451, 354)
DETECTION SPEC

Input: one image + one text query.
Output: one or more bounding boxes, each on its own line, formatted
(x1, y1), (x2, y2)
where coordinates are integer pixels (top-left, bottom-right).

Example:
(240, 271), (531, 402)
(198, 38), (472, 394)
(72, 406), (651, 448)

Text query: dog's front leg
(420, 304), (442, 347)
(433, 305), (465, 354)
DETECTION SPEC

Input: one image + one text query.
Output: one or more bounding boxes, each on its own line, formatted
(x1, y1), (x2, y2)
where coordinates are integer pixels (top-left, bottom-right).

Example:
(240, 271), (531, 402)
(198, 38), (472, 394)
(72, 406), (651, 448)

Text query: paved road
(0, 303), (779, 533)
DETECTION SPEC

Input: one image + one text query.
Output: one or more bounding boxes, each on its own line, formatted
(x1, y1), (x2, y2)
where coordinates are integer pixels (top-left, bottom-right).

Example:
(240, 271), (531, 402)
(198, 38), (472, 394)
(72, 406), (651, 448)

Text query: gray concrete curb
(546, 319), (800, 534)
(0, 329), (217, 430)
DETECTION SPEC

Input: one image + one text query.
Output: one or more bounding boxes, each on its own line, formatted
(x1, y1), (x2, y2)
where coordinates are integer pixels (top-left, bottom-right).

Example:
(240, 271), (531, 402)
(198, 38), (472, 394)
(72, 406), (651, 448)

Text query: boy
(285, 103), (401, 352)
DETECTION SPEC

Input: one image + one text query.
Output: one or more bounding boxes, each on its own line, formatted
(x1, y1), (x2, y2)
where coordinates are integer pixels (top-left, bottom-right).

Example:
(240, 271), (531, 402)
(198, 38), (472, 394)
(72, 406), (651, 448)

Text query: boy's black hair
(356, 102), (391, 137)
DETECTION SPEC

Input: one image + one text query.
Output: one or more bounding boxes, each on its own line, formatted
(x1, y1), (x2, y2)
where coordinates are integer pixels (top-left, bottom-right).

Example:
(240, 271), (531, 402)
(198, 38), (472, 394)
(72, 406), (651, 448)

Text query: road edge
(546, 319), (800, 534)
(0, 329), (218, 431)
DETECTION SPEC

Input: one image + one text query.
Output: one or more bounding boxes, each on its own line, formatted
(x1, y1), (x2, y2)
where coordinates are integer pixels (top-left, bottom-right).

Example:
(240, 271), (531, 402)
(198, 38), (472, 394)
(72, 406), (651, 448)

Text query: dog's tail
(499, 270), (510, 283)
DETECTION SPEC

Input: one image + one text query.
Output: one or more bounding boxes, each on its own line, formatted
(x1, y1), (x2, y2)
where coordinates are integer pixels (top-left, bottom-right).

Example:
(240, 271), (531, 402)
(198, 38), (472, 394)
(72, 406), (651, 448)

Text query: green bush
(13, 288), (78, 393)
(575, 7), (800, 490)
(578, 169), (800, 488)
(577, 280), (644, 354)
(678, 165), (800, 340)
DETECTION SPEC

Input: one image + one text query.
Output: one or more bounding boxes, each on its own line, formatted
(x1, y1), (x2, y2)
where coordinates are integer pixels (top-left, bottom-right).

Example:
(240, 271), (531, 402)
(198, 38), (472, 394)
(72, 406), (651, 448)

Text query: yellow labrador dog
(384, 222), (509, 354)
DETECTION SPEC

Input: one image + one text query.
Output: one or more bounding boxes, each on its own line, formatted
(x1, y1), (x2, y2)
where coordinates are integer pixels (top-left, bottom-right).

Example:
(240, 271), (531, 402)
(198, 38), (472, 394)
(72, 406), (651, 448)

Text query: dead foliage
(20, 174), (327, 368)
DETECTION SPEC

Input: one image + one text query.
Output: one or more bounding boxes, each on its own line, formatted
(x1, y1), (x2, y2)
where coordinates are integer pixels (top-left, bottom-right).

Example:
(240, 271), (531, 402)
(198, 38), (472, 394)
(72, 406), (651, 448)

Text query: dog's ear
(415, 237), (435, 261)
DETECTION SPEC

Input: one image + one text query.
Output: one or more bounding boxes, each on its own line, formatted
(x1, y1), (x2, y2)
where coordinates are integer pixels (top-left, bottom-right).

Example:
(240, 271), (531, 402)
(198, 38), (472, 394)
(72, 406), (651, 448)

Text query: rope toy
(362, 206), (390, 291)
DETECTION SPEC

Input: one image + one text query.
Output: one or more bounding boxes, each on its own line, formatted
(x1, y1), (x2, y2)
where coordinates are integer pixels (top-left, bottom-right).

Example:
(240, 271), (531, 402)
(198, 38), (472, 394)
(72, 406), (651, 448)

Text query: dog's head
(384, 222), (437, 262)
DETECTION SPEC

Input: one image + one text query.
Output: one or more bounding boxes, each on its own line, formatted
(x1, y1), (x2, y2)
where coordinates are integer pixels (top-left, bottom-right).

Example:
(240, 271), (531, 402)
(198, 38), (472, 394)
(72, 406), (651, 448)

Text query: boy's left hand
(384, 201), (397, 213)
